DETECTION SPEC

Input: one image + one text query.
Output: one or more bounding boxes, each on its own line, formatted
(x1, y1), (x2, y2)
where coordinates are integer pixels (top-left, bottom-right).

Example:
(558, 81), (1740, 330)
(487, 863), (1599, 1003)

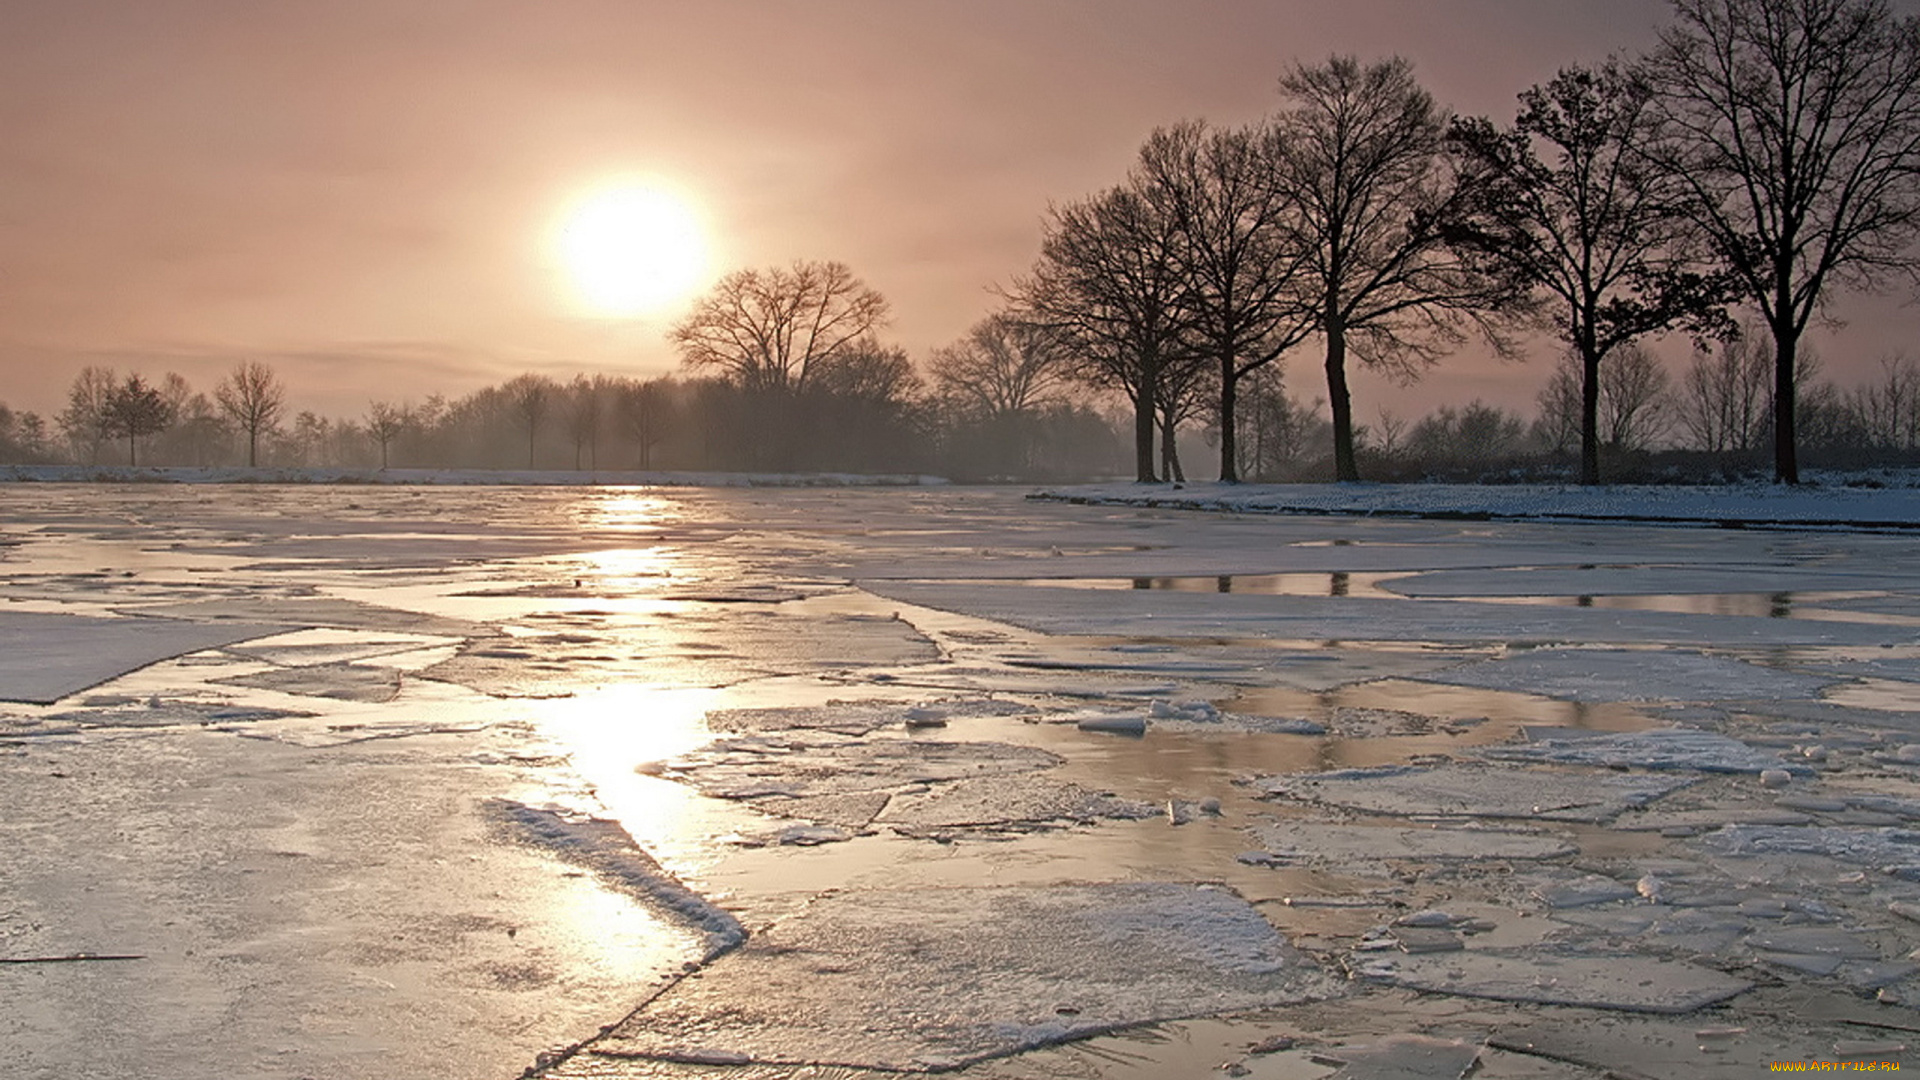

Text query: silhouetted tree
(1271, 56), (1517, 481)
(502, 374), (554, 468)
(615, 379), (672, 470)
(366, 401), (409, 468)
(58, 366), (118, 464)
(102, 374), (177, 466)
(1019, 185), (1197, 482)
(565, 375), (606, 470)
(672, 261), (890, 395)
(1677, 329), (1773, 453)
(1449, 63), (1719, 484)
(1135, 120), (1317, 481)
(1642, 0), (1920, 483)
(1537, 345), (1673, 457)
(215, 361), (286, 467)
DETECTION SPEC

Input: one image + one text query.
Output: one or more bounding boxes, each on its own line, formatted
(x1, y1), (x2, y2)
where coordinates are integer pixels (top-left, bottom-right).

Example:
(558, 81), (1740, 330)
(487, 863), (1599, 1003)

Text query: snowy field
(4, 483), (1920, 1079)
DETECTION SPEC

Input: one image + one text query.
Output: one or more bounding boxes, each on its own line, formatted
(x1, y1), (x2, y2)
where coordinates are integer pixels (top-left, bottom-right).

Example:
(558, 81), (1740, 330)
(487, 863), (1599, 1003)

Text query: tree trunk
(1160, 412), (1185, 482)
(247, 427), (258, 468)
(1218, 355), (1239, 483)
(127, 435), (137, 467)
(1580, 347), (1602, 486)
(1773, 323), (1799, 484)
(1133, 391), (1157, 483)
(1325, 316), (1357, 482)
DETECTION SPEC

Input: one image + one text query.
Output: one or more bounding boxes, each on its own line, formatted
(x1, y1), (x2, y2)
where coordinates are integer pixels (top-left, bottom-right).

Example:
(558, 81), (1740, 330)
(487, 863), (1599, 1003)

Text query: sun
(555, 183), (709, 317)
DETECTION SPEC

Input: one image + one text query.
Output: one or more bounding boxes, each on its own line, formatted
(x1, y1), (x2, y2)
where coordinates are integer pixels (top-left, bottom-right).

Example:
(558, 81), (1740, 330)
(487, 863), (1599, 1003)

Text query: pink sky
(1, 0), (1912, 423)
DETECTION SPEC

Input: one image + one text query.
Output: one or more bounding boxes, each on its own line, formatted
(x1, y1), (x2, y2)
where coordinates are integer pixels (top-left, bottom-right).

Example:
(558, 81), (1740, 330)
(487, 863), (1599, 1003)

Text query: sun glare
(556, 184), (708, 317)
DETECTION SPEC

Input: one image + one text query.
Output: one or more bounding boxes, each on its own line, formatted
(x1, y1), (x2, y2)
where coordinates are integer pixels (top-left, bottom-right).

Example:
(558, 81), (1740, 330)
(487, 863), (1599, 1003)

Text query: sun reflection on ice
(585, 491), (678, 534)
(524, 684), (748, 872)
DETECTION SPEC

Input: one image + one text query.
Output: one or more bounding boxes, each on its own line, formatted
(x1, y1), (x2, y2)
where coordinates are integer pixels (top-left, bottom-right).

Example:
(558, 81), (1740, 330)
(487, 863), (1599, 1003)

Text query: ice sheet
(1481, 727), (1811, 774)
(659, 733), (1062, 801)
(0, 610), (291, 704)
(1255, 765), (1690, 823)
(863, 581), (1901, 647)
(595, 883), (1335, 1070)
(1425, 649), (1836, 703)
(1369, 950), (1751, 1013)
(1247, 821), (1576, 863)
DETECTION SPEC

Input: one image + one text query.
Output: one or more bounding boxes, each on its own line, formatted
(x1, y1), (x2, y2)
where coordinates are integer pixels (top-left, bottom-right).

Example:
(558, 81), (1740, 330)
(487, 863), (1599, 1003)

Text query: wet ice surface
(7, 485), (1920, 1079)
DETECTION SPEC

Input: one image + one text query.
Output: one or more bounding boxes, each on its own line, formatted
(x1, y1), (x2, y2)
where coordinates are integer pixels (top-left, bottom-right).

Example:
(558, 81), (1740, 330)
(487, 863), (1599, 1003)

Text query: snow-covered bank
(1032, 477), (1920, 530)
(0, 464), (948, 487)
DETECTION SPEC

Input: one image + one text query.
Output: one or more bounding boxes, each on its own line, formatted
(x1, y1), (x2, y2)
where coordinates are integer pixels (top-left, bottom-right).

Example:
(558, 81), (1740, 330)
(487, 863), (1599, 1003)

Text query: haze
(5, 0), (1906, 420)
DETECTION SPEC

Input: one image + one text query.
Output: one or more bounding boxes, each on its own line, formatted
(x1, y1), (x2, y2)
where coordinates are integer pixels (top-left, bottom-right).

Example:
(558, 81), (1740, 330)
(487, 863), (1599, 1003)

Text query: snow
(1035, 478), (1920, 530)
(0, 464), (948, 487)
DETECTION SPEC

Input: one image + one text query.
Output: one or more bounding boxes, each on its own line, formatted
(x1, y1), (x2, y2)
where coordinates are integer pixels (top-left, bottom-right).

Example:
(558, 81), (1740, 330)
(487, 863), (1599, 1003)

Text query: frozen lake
(4, 484), (1920, 1079)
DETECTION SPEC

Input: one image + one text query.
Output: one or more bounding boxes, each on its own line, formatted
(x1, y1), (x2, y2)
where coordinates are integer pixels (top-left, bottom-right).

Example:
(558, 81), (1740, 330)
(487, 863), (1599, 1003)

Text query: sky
(1, 0), (1913, 424)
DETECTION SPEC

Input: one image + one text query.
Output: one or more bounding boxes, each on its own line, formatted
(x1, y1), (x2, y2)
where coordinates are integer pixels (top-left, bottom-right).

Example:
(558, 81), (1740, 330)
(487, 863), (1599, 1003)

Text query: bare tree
(366, 401), (410, 469)
(615, 379), (672, 470)
(672, 261), (890, 395)
(1642, 0), (1920, 483)
(1851, 354), (1920, 450)
(564, 375), (607, 470)
(1135, 121), (1317, 482)
(1449, 63), (1721, 484)
(502, 374), (554, 469)
(1018, 185), (1198, 482)
(103, 374), (178, 466)
(57, 366), (118, 464)
(1272, 56), (1518, 481)
(928, 314), (1068, 420)
(1678, 330), (1773, 452)
(215, 361), (286, 467)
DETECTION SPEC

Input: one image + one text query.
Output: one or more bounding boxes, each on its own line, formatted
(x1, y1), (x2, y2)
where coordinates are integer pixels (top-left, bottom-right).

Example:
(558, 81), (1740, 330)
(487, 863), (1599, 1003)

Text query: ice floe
(1253, 764), (1690, 823)
(0, 610), (292, 704)
(1424, 648), (1837, 703)
(593, 883), (1334, 1071)
(1481, 727), (1813, 774)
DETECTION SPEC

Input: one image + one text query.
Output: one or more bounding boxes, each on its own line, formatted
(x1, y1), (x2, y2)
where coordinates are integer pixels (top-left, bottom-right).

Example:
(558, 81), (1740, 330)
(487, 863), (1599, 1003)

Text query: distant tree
(102, 374), (177, 466)
(1271, 56), (1518, 481)
(1537, 345), (1673, 457)
(0, 403), (50, 463)
(1677, 330), (1773, 453)
(501, 374), (555, 469)
(1018, 185), (1198, 482)
(672, 261), (891, 395)
(366, 401), (409, 469)
(1406, 400), (1529, 470)
(57, 366), (118, 464)
(1850, 354), (1920, 451)
(1641, 0), (1920, 483)
(614, 379), (672, 470)
(929, 314), (1068, 420)
(1448, 62), (1720, 484)
(215, 361), (286, 467)
(564, 375), (607, 470)
(1134, 121), (1317, 482)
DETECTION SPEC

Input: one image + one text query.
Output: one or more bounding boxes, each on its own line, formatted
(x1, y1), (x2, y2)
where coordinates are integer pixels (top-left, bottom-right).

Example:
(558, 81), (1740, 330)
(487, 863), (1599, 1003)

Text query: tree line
(3, 0), (1916, 485)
